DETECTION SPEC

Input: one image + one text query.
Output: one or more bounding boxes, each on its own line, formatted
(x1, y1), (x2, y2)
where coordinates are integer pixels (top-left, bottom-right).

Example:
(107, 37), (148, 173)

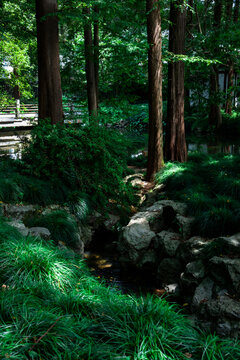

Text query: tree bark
(36, 0), (63, 125)
(209, 65), (222, 127)
(83, 6), (98, 119)
(225, 0), (237, 114)
(164, 0), (187, 162)
(94, 6), (99, 108)
(13, 68), (20, 100)
(234, 0), (239, 22)
(225, 0), (233, 21)
(225, 62), (234, 114)
(208, 0), (222, 129)
(146, 0), (164, 182)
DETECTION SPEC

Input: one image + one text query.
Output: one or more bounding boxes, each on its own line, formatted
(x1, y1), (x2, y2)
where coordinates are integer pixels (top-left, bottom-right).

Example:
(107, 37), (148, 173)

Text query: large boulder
(210, 256), (240, 295)
(176, 215), (194, 240)
(157, 258), (183, 283)
(178, 236), (211, 262)
(122, 209), (162, 252)
(192, 277), (214, 312)
(181, 260), (206, 293)
(7, 219), (29, 237)
(154, 231), (181, 257)
(28, 227), (51, 240)
(3, 204), (37, 220)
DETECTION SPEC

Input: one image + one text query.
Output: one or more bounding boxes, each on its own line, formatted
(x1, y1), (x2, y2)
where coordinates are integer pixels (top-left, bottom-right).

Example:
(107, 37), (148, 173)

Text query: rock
(142, 200), (187, 216)
(176, 215), (194, 240)
(7, 219), (29, 237)
(74, 234), (84, 256)
(122, 210), (161, 251)
(104, 214), (120, 231)
(28, 227), (51, 240)
(216, 320), (232, 337)
(207, 295), (240, 320)
(41, 205), (62, 215)
(178, 236), (211, 262)
(143, 185), (165, 207)
(192, 277), (214, 311)
(123, 219), (156, 251)
(154, 231), (181, 256)
(214, 234), (240, 255)
(164, 283), (181, 298)
(186, 260), (205, 280)
(138, 250), (157, 268)
(181, 260), (206, 293)
(3, 204), (37, 220)
(180, 272), (200, 292)
(157, 258), (183, 283)
(131, 178), (149, 189)
(210, 256), (240, 295)
(80, 225), (92, 247)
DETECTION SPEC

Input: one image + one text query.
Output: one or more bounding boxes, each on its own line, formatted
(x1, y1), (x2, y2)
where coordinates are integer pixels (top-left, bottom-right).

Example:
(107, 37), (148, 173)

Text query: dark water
(187, 135), (240, 155)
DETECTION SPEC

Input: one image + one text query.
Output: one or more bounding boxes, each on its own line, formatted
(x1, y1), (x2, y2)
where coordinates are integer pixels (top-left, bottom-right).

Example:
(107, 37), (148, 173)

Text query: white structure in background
(189, 72), (239, 108)
(2, 60), (13, 78)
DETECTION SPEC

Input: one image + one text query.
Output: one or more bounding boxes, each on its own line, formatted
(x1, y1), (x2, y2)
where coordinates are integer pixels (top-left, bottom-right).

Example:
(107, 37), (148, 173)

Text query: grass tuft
(156, 153), (240, 237)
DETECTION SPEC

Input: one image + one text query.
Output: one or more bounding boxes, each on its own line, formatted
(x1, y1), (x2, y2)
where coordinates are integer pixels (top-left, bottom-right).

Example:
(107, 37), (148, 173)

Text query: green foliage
(156, 153), (240, 237)
(0, 158), (71, 206)
(0, 215), (240, 359)
(22, 121), (135, 209)
(221, 111), (240, 136)
(24, 210), (80, 247)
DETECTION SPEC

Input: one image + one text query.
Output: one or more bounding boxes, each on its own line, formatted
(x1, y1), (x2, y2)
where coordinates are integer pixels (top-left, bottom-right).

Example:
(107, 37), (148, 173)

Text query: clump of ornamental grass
(0, 235), (81, 289)
(0, 215), (240, 359)
(24, 209), (80, 247)
(156, 152), (240, 237)
(0, 157), (72, 206)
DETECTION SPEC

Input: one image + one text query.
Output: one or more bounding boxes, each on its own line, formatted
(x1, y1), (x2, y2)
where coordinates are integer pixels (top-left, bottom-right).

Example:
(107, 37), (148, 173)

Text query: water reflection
(187, 138), (240, 155)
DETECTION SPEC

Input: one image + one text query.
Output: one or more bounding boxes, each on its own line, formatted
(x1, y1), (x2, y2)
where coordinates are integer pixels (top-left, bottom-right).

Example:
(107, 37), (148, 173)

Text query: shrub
(24, 210), (80, 247)
(21, 121), (135, 209)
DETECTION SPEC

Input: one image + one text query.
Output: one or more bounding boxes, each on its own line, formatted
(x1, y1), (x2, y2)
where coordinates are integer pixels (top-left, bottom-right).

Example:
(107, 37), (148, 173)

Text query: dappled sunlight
(156, 152), (240, 237)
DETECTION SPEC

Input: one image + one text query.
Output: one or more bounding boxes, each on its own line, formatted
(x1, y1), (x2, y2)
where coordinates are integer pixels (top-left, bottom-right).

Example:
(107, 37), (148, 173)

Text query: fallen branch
(28, 316), (64, 353)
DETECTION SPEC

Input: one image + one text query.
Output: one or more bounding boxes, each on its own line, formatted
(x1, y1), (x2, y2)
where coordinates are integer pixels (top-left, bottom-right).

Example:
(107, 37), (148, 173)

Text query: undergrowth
(0, 216), (239, 359)
(24, 209), (80, 247)
(156, 152), (240, 237)
(21, 121), (135, 210)
(0, 122), (136, 212)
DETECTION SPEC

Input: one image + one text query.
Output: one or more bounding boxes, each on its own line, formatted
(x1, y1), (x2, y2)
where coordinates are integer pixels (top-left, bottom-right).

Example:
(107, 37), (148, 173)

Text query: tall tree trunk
(225, 62), (234, 114)
(94, 6), (99, 108)
(13, 68), (20, 100)
(234, 0), (240, 22)
(36, 0), (63, 125)
(83, 6), (98, 119)
(225, 0), (233, 20)
(208, 0), (222, 129)
(225, 0), (235, 114)
(209, 65), (222, 127)
(146, 0), (164, 182)
(164, 0), (187, 162)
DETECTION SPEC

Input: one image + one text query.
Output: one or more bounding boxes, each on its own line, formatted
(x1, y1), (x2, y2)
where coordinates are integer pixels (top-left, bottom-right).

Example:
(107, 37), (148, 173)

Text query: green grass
(24, 209), (80, 247)
(0, 216), (239, 359)
(156, 152), (240, 237)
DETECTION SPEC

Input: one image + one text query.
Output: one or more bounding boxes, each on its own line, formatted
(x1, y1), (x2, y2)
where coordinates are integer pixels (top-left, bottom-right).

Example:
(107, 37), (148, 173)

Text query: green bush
(21, 121), (135, 209)
(24, 210), (80, 247)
